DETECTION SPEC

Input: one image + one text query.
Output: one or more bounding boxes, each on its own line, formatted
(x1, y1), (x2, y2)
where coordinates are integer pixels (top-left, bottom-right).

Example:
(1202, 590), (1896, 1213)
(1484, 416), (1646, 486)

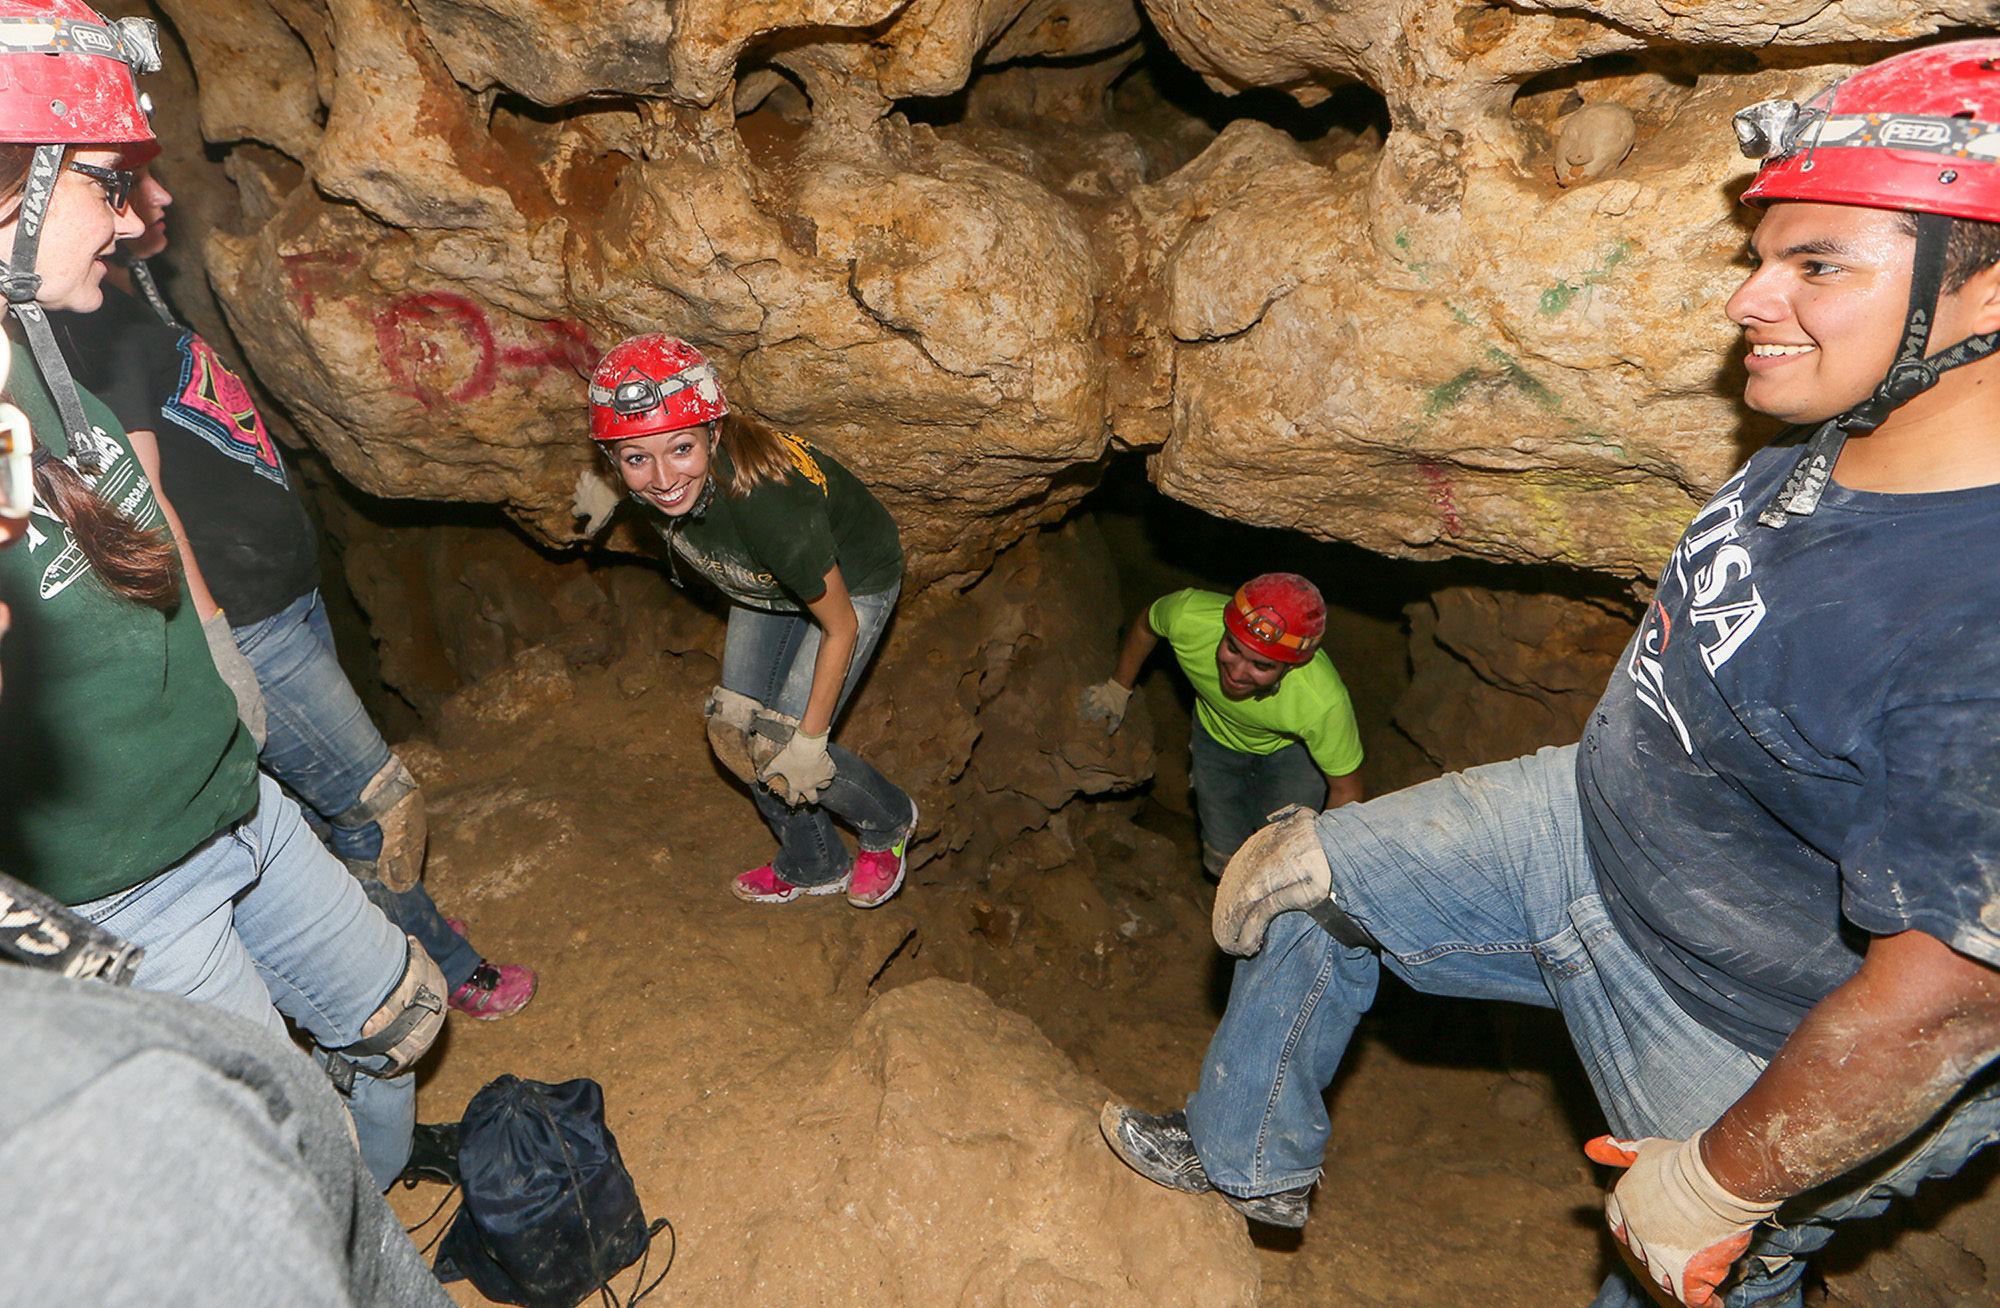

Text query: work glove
(1212, 805), (1336, 956)
(202, 611), (268, 749)
(1585, 1131), (1780, 1308)
(571, 467), (622, 537)
(1078, 679), (1133, 734)
(758, 727), (836, 806)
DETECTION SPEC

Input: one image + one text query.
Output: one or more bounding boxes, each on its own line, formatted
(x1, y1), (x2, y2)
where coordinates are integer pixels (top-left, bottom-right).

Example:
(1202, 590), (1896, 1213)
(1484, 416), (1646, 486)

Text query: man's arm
(1110, 608), (1159, 690)
(1081, 607), (1162, 734)
(1703, 928), (2000, 1200)
(1591, 928), (2000, 1307)
(1323, 769), (1364, 809)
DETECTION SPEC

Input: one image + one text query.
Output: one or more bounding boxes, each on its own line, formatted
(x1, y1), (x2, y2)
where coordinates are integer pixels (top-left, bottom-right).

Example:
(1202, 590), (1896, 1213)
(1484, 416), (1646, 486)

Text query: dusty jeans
(1187, 744), (2000, 1308)
(719, 584), (911, 887)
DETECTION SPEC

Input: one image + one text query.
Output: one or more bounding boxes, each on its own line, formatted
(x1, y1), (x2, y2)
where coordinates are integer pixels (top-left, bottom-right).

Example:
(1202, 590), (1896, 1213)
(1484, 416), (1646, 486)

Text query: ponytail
(30, 448), (180, 611)
(718, 411), (806, 498)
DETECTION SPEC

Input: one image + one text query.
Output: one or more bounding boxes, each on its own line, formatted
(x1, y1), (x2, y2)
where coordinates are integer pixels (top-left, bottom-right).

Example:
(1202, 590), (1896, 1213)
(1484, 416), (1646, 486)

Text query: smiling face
(610, 424), (714, 516)
(1215, 632), (1291, 700)
(1724, 201), (1918, 426)
(0, 148), (144, 313)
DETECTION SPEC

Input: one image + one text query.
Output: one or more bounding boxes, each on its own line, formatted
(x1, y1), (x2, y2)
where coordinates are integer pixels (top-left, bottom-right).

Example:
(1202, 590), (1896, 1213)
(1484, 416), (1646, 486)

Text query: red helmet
(1224, 573), (1326, 665)
(588, 334), (728, 443)
(1738, 40), (2000, 222)
(0, 0), (160, 162)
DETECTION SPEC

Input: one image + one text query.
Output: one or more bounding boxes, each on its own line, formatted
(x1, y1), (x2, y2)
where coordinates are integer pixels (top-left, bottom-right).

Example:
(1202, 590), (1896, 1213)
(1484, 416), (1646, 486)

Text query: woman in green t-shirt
(588, 334), (919, 907)
(0, 4), (441, 1191)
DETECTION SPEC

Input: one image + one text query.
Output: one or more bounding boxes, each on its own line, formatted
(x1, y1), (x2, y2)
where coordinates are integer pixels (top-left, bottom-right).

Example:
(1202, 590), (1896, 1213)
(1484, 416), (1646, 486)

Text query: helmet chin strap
(2, 144), (116, 479)
(126, 257), (179, 329)
(1760, 210), (2000, 526)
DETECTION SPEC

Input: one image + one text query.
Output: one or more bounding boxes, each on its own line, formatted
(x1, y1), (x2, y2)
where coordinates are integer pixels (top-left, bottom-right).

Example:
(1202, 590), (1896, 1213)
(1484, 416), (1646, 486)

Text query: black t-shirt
(1581, 446), (2000, 1059)
(52, 288), (319, 625)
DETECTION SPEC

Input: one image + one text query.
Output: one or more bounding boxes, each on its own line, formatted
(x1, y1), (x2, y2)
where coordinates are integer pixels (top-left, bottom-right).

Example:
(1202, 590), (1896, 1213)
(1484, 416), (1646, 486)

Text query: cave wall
(132, 0), (1989, 587)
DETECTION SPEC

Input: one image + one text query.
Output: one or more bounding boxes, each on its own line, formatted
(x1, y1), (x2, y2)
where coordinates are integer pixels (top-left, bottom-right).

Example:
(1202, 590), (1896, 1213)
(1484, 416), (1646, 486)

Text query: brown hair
(29, 450), (180, 608)
(1894, 210), (2000, 294)
(717, 411), (803, 498)
(0, 143), (181, 610)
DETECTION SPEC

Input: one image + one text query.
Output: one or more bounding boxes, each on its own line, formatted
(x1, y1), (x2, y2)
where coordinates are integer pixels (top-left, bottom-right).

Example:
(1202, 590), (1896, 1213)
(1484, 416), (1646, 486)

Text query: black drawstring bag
(434, 1075), (670, 1308)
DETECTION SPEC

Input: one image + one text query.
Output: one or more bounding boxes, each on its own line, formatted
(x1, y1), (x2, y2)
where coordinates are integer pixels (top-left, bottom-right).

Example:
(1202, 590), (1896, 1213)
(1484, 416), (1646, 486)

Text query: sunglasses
(68, 161), (136, 212)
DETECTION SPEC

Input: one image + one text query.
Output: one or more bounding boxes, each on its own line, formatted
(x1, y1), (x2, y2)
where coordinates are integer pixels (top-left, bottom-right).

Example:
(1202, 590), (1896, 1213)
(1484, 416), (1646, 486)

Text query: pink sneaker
(731, 864), (848, 904)
(440, 918), (537, 1020)
(450, 962), (537, 1020)
(849, 799), (918, 909)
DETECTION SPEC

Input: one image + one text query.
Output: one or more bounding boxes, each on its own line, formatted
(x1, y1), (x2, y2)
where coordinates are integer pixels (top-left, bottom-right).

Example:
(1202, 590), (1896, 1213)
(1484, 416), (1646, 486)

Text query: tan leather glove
(1212, 805), (1334, 956)
(1585, 1131), (1781, 1308)
(758, 728), (836, 806)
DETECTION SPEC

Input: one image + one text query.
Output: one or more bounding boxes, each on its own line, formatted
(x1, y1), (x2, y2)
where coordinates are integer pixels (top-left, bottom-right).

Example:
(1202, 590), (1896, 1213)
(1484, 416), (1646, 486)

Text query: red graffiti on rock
(280, 251), (361, 321)
(372, 292), (596, 408)
(1417, 458), (1464, 536)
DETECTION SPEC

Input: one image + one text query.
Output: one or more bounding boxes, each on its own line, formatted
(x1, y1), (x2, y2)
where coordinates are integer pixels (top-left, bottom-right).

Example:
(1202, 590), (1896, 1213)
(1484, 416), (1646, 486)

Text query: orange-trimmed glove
(1585, 1131), (1780, 1308)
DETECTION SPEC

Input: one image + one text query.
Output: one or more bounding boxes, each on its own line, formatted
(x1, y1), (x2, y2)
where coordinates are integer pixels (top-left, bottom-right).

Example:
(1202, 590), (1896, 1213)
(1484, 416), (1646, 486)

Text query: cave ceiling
(157, 0), (1989, 583)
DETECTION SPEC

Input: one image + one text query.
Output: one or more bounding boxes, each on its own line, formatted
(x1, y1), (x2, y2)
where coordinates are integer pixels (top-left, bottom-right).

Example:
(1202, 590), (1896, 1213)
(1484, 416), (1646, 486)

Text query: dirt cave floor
(381, 632), (2000, 1307)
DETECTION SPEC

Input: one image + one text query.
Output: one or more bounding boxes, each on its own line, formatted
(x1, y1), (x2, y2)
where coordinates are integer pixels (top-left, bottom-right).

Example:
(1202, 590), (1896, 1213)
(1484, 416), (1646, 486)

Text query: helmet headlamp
(1733, 99), (1824, 162)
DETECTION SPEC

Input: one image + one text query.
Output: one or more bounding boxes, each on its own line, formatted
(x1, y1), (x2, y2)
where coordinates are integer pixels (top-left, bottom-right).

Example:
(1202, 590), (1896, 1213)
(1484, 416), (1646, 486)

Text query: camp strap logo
(1624, 467), (1768, 755)
(166, 333), (288, 486)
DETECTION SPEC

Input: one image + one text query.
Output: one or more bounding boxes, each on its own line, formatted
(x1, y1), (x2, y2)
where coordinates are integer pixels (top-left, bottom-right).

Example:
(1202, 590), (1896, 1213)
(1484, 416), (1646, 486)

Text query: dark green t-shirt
(656, 436), (902, 611)
(0, 359), (258, 904)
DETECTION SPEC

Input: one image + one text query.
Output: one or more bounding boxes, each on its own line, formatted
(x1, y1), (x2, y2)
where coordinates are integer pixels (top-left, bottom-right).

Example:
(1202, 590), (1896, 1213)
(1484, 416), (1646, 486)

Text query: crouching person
(585, 336), (920, 907)
(1081, 574), (1363, 877)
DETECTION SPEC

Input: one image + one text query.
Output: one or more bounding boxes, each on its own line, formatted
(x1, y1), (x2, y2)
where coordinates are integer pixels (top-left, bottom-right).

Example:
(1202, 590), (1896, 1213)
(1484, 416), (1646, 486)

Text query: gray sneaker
(1098, 1102), (1313, 1228)
(1099, 1103), (1215, 1194)
(1219, 1184), (1311, 1228)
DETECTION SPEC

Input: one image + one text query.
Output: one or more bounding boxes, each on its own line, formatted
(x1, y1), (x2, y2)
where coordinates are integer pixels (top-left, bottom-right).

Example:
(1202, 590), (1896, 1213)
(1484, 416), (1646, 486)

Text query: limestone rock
(1393, 586), (1635, 771)
(654, 978), (1259, 1306)
(144, 0), (1998, 588)
(1554, 104), (1637, 186)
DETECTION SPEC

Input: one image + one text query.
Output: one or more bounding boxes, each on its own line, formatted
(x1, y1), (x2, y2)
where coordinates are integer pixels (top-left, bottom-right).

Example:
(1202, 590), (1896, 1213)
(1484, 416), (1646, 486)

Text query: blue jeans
(72, 773), (421, 1191)
(720, 585), (912, 888)
(1187, 745), (2000, 1308)
(232, 590), (482, 990)
(1189, 715), (1325, 876)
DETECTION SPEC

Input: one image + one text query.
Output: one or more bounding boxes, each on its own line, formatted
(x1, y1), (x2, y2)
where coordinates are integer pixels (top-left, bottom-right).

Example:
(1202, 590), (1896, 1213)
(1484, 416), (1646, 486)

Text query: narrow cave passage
(76, 1), (2000, 1301)
(300, 440), (1659, 1306)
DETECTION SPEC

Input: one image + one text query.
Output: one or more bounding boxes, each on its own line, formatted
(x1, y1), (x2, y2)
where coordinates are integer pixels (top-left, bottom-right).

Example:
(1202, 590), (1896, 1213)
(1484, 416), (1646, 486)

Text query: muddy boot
(399, 1120), (461, 1187)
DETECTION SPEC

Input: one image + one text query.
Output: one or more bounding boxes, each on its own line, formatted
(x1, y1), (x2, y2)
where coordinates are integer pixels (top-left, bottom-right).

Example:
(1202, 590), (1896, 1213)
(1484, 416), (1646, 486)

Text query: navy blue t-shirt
(1581, 446), (2000, 1059)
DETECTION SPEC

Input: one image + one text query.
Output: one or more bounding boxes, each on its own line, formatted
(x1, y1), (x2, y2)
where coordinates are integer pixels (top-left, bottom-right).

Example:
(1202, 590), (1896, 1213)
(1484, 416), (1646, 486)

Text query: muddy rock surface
(133, 0), (1990, 581)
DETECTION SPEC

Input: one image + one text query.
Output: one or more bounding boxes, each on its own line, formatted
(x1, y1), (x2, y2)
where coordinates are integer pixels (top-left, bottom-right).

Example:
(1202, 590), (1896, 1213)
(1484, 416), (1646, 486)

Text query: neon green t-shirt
(1148, 589), (1364, 777)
